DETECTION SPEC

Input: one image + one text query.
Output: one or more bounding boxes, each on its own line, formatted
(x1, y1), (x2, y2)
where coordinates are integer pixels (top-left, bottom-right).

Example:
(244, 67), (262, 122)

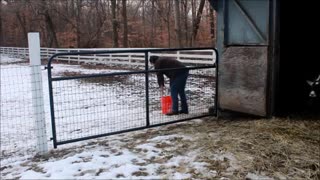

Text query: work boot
(166, 111), (179, 116)
(179, 110), (189, 114)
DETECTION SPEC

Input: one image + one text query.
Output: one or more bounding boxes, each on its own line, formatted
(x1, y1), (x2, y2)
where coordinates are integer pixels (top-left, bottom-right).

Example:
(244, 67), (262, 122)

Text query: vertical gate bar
(47, 56), (58, 148)
(145, 51), (150, 127)
(214, 48), (219, 116)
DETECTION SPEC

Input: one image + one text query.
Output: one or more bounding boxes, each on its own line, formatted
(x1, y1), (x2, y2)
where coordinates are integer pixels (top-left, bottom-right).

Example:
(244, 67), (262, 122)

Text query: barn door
(216, 0), (270, 116)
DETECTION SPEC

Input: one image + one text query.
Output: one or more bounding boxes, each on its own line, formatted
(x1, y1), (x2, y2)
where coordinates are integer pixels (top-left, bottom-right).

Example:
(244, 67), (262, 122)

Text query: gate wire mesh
(52, 73), (147, 142)
(52, 69), (215, 144)
(48, 48), (217, 147)
(0, 56), (49, 162)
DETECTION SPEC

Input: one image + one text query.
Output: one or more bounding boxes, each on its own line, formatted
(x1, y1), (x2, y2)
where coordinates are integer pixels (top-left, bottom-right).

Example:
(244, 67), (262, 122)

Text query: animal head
(307, 74), (320, 98)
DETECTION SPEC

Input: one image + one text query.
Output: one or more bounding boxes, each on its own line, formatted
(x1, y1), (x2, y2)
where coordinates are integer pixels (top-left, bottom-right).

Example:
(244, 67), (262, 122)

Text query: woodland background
(0, 0), (216, 48)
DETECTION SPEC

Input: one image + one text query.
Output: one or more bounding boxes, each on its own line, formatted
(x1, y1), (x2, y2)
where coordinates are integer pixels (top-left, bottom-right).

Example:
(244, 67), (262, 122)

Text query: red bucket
(161, 96), (172, 114)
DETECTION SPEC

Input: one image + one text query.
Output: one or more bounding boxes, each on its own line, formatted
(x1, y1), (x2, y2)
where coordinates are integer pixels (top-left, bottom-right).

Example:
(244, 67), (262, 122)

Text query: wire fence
(50, 68), (215, 146)
(0, 47), (217, 162)
(0, 58), (50, 163)
(47, 48), (217, 147)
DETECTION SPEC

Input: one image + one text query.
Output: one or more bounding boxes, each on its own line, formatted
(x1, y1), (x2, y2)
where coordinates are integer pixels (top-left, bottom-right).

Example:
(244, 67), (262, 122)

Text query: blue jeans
(170, 71), (189, 113)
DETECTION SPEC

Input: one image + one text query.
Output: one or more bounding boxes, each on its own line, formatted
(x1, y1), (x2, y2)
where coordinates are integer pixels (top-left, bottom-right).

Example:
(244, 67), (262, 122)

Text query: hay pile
(183, 116), (320, 179)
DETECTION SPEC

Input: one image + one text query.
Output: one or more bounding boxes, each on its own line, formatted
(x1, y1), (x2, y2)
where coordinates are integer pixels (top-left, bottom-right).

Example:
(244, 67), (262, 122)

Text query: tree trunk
(183, 0), (188, 47)
(15, 12), (28, 46)
(192, 0), (205, 44)
(0, 1), (3, 45)
(174, 0), (182, 47)
(191, 0), (196, 46)
(150, 0), (155, 47)
(209, 5), (215, 47)
(111, 0), (119, 47)
(122, 0), (128, 47)
(44, 12), (59, 48)
(167, 0), (171, 47)
(76, 0), (82, 47)
(142, 0), (146, 47)
(44, 1), (59, 47)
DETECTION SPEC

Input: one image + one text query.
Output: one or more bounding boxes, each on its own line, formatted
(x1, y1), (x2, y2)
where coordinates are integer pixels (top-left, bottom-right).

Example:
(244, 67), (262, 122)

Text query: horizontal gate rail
(47, 47), (219, 148)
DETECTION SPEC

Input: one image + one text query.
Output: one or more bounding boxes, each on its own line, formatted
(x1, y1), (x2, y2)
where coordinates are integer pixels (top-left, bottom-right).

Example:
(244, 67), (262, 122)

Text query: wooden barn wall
(218, 46), (268, 116)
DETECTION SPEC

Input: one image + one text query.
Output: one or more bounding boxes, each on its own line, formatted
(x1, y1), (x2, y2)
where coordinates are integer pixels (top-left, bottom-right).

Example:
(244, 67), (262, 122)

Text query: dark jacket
(153, 57), (188, 87)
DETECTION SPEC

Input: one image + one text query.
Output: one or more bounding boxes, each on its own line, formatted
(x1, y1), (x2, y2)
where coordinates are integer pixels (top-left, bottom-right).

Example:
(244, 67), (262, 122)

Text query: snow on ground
(0, 54), (27, 64)
(1, 54), (272, 179)
(1, 119), (244, 179)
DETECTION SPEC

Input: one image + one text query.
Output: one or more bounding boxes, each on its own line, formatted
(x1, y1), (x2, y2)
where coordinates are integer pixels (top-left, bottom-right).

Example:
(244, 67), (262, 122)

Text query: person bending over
(149, 55), (189, 115)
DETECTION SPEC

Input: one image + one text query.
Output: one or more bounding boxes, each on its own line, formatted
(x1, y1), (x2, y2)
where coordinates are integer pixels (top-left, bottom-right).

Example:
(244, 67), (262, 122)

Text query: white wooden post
(68, 49), (71, 63)
(129, 54), (132, 64)
(177, 51), (181, 61)
(78, 49), (80, 64)
(94, 53), (97, 65)
(47, 48), (50, 60)
(28, 32), (48, 155)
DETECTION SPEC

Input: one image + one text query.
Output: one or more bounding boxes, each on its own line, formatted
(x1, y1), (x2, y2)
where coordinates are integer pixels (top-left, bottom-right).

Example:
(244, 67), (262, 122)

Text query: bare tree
(167, 0), (172, 47)
(142, 0), (146, 47)
(173, 0), (182, 47)
(39, 0), (59, 47)
(111, 0), (119, 47)
(156, 0), (172, 47)
(209, 4), (215, 46)
(81, 1), (108, 47)
(1, 0), (216, 48)
(150, 0), (155, 47)
(182, 0), (189, 46)
(0, 0), (2, 45)
(15, 11), (28, 45)
(122, 0), (128, 47)
(191, 0), (196, 46)
(192, 0), (205, 44)
(75, 0), (82, 47)
(9, 0), (29, 46)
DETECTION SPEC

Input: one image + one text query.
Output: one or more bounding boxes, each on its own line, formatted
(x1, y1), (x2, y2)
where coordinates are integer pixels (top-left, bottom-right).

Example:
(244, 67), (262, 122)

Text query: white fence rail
(0, 47), (216, 67)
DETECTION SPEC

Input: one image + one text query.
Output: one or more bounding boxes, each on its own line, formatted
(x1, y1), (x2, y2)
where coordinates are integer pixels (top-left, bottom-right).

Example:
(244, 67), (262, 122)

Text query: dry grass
(187, 116), (320, 179)
(124, 115), (320, 179)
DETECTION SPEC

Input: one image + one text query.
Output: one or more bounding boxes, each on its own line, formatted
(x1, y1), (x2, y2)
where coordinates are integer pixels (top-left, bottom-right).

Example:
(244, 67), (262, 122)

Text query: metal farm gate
(47, 48), (218, 148)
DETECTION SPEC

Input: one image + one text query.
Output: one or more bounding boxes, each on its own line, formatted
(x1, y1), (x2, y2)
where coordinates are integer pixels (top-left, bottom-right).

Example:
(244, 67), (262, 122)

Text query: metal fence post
(145, 51), (150, 127)
(28, 32), (48, 155)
